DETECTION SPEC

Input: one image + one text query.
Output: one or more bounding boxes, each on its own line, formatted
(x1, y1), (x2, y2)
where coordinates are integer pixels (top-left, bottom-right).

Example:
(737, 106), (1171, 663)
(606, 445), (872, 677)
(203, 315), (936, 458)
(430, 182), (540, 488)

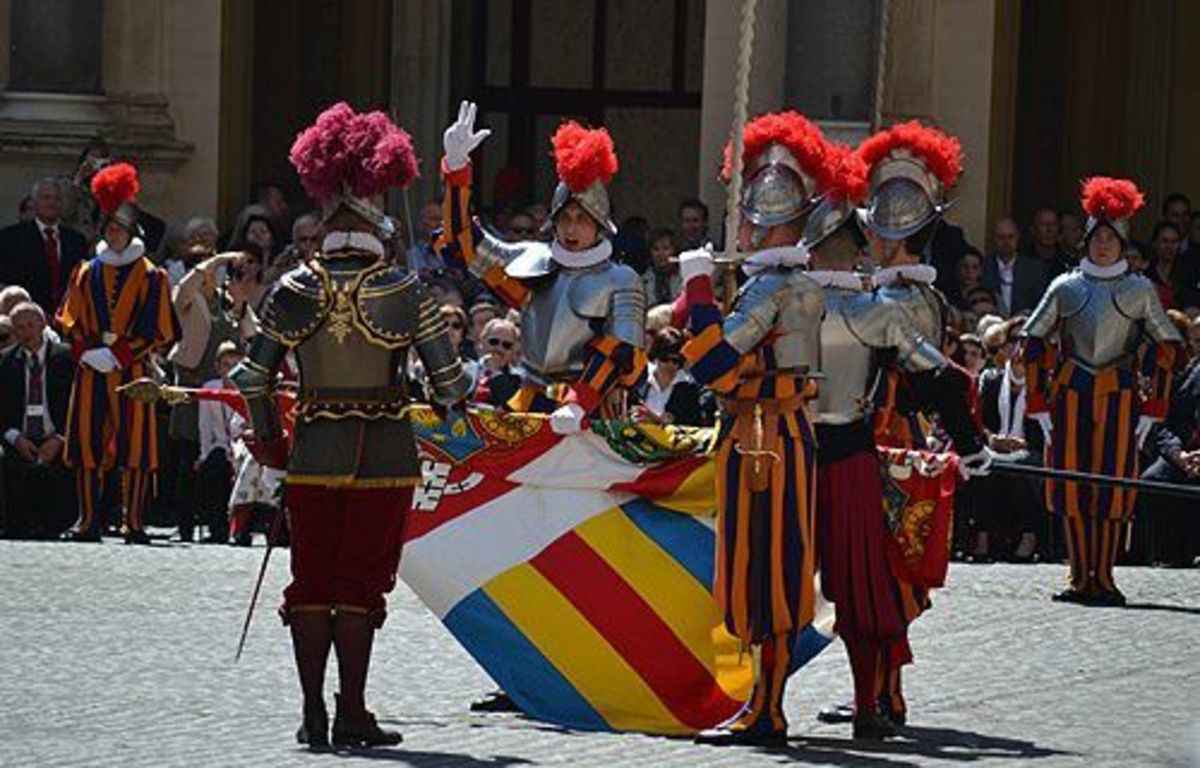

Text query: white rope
(872, 0), (892, 131)
(722, 0), (758, 262)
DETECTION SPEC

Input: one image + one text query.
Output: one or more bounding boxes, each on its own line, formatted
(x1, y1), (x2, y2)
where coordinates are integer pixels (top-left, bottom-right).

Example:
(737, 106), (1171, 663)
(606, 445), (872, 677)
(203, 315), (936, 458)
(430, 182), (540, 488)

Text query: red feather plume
(856, 120), (962, 189)
(290, 102), (419, 204)
(824, 142), (870, 204)
(721, 111), (836, 192)
(551, 122), (618, 192)
(1080, 177), (1144, 221)
(90, 162), (140, 215)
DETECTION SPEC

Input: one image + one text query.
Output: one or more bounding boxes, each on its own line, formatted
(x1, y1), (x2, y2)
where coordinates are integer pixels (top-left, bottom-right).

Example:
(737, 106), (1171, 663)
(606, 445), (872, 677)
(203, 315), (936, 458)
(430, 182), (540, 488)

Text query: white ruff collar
(742, 245), (811, 276)
(322, 231), (384, 258)
(808, 270), (870, 291)
(551, 238), (611, 268)
(96, 237), (146, 266)
(1080, 258), (1128, 279)
(874, 263), (938, 287)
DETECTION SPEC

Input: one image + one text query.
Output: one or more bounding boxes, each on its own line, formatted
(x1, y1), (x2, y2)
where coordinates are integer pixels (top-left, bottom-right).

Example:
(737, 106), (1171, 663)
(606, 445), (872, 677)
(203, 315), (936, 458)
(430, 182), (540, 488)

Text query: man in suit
(983, 217), (1050, 317)
(0, 178), (88, 316)
(1020, 207), (1074, 279)
(0, 301), (76, 539)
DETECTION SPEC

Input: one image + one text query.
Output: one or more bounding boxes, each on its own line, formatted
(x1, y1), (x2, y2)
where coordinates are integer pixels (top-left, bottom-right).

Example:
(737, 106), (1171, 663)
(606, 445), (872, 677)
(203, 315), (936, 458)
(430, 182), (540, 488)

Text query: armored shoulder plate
(877, 280), (945, 344)
(503, 242), (557, 280)
(257, 263), (330, 347)
(355, 266), (421, 349)
(784, 269), (825, 319)
(1111, 272), (1156, 320)
(724, 270), (788, 355)
(568, 262), (637, 318)
(1049, 271), (1090, 318)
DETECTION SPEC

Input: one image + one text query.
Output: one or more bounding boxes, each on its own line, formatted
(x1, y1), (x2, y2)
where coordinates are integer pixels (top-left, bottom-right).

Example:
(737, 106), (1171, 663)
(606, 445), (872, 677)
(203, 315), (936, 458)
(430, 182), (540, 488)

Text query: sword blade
(234, 509), (284, 662)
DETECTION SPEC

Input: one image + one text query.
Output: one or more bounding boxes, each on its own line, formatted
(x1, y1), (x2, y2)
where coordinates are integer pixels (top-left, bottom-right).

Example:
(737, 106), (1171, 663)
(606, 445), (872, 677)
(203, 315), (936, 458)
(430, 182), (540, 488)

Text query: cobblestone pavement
(1, 536), (1197, 767)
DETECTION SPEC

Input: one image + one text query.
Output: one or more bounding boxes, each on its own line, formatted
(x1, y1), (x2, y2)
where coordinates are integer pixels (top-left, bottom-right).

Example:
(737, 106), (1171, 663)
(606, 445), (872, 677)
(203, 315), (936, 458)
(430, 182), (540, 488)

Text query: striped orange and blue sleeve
(112, 268), (182, 368)
(565, 336), (648, 414)
(1140, 339), (1182, 419)
(435, 160), (530, 309)
(1020, 337), (1057, 414)
(680, 276), (743, 395)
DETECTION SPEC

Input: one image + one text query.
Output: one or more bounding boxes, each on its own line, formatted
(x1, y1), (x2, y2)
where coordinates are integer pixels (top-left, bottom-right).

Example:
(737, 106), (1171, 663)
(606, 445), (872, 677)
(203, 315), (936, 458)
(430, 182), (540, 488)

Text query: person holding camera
(168, 248), (256, 541)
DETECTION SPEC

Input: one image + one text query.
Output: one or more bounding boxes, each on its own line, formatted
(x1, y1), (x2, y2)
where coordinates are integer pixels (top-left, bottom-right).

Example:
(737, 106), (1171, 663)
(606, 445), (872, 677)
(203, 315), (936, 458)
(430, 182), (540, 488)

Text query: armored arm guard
(567, 264), (648, 413)
(1121, 276), (1185, 418)
(683, 272), (780, 393)
(1019, 277), (1065, 414)
(436, 164), (532, 310)
(850, 296), (947, 374)
(411, 283), (470, 405)
(229, 334), (288, 442)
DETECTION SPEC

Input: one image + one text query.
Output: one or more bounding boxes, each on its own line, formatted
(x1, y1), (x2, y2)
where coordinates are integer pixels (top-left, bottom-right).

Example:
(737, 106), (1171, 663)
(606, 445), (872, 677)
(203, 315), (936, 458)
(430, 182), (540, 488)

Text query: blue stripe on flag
(443, 589), (610, 731)
(788, 624), (835, 675)
(620, 498), (714, 588)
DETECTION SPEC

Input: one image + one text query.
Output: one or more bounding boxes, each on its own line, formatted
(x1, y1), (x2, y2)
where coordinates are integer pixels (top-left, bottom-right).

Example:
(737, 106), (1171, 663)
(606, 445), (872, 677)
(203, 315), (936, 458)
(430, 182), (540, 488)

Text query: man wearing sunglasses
(438, 101), (646, 433)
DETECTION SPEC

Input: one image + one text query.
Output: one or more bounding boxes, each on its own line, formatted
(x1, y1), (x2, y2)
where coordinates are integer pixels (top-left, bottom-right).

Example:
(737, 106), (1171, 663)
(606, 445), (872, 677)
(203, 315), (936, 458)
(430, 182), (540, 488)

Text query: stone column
(389, 0), (454, 230)
(697, 0), (788, 228)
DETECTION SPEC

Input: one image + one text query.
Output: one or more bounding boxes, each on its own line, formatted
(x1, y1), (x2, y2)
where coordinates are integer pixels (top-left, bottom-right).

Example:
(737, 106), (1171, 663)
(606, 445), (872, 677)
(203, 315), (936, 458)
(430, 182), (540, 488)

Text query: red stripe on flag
(530, 531), (743, 730)
(611, 454), (707, 499)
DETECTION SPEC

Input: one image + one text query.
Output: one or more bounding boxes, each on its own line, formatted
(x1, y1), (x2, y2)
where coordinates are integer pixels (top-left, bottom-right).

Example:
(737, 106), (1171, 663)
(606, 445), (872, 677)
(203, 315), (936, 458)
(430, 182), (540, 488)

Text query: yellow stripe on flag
(575, 509), (753, 703)
(484, 563), (690, 735)
(655, 459), (718, 517)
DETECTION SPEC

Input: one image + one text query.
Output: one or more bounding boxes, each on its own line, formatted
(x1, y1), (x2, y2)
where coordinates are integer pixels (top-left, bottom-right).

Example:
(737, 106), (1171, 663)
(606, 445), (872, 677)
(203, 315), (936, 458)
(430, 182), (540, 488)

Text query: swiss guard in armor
(676, 111), (830, 746)
(231, 103), (468, 750)
(847, 121), (992, 728)
(805, 151), (988, 739)
(57, 163), (180, 544)
(1020, 177), (1182, 607)
(438, 101), (646, 433)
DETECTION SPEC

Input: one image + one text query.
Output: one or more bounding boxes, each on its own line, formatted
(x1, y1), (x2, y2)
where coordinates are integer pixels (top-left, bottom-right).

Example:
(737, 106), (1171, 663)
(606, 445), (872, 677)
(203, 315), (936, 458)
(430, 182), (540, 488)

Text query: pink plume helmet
(289, 102), (419, 226)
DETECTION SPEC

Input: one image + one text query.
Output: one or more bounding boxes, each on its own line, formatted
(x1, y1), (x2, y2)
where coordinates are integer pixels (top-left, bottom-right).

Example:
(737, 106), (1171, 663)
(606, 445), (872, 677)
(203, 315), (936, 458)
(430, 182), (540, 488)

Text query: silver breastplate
(518, 264), (607, 378)
(1058, 274), (1145, 370)
(878, 281), (944, 345)
(816, 289), (878, 424)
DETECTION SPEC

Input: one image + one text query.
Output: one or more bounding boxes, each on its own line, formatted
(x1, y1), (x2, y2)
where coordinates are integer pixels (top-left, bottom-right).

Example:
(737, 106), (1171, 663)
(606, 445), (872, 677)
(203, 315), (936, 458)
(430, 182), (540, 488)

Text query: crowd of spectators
(0, 151), (1197, 570)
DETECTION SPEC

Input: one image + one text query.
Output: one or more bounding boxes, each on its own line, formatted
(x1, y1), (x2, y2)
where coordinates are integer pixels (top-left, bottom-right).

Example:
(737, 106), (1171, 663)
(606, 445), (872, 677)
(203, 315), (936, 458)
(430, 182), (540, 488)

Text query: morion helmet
(545, 122), (619, 237)
(855, 121), (962, 241)
(802, 143), (871, 251)
(1080, 176), (1144, 246)
(722, 111), (834, 228)
(91, 162), (143, 236)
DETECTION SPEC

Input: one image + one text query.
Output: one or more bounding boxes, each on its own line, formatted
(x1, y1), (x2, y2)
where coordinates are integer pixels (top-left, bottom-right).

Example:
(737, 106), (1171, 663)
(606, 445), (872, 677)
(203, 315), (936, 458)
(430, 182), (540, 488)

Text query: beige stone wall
(156, 0), (223, 224)
(698, 0), (999, 250)
(881, 0), (997, 248)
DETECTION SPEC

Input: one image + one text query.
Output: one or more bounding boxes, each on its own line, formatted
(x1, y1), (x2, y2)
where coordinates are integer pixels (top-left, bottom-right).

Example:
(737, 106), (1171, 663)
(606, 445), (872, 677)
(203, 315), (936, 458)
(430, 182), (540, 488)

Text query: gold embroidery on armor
(326, 288), (355, 344)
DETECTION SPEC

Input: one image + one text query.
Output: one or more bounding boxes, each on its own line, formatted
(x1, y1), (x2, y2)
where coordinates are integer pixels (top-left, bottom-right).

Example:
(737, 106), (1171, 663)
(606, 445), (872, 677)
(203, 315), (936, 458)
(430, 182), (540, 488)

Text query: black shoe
(331, 694), (402, 748)
(64, 530), (102, 543)
(1092, 588), (1126, 608)
(853, 712), (898, 740)
(878, 698), (907, 727)
(1051, 588), (1089, 604)
(124, 529), (151, 546)
(177, 529), (194, 543)
(296, 703), (330, 752)
(694, 726), (787, 747)
(470, 691), (521, 713)
(231, 533), (252, 547)
(201, 533), (228, 544)
(816, 702), (855, 724)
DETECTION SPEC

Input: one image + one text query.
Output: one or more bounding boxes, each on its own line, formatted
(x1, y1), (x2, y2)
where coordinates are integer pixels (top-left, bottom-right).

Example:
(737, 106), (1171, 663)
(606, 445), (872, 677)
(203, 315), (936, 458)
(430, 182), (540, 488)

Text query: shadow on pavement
(758, 725), (1075, 765)
(326, 748), (532, 766)
(1123, 602), (1200, 616)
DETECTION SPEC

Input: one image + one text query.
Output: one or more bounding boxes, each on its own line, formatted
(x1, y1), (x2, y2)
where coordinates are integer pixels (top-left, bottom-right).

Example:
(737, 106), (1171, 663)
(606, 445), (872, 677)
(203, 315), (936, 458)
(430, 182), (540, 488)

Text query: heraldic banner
(401, 408), (837, 735)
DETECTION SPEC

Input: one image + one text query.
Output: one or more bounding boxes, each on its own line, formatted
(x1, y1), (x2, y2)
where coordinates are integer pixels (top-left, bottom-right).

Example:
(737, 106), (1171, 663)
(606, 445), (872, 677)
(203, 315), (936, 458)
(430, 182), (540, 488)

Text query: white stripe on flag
(507, 432), (646, 489)
(400, 484), (631, 618)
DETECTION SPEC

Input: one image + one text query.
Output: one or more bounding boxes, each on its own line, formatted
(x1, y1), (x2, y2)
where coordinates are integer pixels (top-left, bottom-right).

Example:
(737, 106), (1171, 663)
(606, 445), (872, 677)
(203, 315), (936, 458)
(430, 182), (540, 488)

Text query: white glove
(1135, 415), (1159, 452)
(549, 403), (587, 435)
(81, 347), (120, 373)
(1032, 412), (1053, 448)
(958, 445), (995, 479)
(443, 100), (491, 172)
(678, 247), (715, 283)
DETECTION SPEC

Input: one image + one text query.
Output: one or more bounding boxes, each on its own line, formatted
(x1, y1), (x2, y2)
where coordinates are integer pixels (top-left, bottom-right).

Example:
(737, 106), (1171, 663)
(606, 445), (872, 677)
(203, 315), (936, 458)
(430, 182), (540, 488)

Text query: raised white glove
(81, 347), (120, 373)
(1033, 412), (1053, 448)
(549, 402), (586, 435)
(1135, 415), (1159, 452)
(443, 100), (491, 172)
(958, 445), (995, 480)
(678, 247), (715, 283)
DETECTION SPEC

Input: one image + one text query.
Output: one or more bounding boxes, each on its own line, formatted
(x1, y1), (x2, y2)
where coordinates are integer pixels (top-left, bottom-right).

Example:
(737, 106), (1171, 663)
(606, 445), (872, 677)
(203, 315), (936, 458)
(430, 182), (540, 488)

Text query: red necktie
(44, 228), (61, 308)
